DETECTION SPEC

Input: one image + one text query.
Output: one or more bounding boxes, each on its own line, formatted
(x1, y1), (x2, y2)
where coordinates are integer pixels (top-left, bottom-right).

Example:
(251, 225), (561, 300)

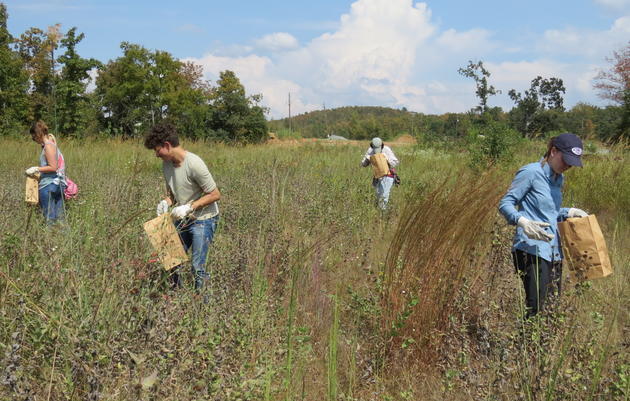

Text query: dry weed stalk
(382, 170), (507, 362)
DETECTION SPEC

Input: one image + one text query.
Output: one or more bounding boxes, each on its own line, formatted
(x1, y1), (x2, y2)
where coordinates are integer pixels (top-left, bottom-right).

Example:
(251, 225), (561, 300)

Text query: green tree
(15, 24), (62, 124)
(458, 60), (500, 115)
(95, 42), (154, 136)
(508, 76), (566, 137)
(55, 27), (101, 137)
(207, 70), (267, 143)
(0, 3), (29, 134)
(96, 42), (210, 137)
(165, 62), (210, 139)
(561, 103), (598, 139)
(590, 105), (623, 142)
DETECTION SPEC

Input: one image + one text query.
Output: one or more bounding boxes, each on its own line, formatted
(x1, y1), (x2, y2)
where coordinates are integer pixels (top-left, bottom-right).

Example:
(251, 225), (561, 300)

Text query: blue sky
(4, 0), (630, 118)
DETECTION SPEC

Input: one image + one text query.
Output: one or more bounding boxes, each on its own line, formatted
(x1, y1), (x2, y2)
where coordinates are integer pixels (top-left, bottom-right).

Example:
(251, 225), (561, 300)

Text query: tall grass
(327, 294), (339, 401)
(0, 138), (627, 400)
(382, 170), (508, 362)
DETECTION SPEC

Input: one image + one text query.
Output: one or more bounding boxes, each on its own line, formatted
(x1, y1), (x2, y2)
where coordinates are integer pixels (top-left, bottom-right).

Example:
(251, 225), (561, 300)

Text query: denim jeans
(39, 183), (64, 223)
(174, 215), (219, 289)
(374, 176), (395, 210)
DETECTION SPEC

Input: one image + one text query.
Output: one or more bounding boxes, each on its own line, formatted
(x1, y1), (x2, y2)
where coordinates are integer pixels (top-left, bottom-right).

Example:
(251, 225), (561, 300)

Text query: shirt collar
(540, 159), (561, 182)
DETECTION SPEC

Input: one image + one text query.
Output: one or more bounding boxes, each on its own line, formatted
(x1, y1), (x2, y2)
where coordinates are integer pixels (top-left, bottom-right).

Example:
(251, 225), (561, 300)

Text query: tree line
(0, 4), (267, 142)
(269, 103), (623, 143)
(272, 45), (629, 144)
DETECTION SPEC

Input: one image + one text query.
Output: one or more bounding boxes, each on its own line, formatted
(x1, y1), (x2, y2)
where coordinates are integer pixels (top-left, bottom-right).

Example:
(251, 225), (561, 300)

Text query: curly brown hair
(143, 122), (180, 149)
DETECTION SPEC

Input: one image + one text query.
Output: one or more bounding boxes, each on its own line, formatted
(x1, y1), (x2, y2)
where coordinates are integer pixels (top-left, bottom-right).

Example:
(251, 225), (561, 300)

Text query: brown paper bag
(370, 153), (390, 178)
(25, 176), (39, 205)
(558, 215), (613, 281)
(143, 213), (189, 271)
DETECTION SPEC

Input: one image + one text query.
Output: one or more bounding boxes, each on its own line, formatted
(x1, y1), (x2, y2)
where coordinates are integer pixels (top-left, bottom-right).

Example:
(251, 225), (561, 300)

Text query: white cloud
(485, 60), (602, 110)
(185, 0), (617, 118)
(254, 32), (299, 52)
(540, 16), (630, 58)
(305, 0), (435, 91)
(487, 60), (566, 85)
(184, 53), (318, 118)
(611, 15), (630, 32)
(191, 0), (452, 117)
(575, 66), (601, 94)
(436, 28), (495, 54)
(593, 0), (630, 11)
(187, 54), (271, 81)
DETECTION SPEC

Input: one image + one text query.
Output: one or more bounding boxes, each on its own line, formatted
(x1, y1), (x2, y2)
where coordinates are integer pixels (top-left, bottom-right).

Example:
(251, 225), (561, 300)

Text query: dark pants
(512, 250), (562, 318)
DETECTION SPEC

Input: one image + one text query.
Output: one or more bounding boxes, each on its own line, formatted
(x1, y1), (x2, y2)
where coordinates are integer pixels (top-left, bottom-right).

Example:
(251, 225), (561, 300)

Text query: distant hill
(268, 103), (625, 142)
(269, 106), (421, 140)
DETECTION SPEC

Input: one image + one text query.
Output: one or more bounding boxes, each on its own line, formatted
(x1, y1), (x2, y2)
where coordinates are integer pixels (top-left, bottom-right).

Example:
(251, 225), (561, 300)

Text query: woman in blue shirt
(499, 133), (587, 317)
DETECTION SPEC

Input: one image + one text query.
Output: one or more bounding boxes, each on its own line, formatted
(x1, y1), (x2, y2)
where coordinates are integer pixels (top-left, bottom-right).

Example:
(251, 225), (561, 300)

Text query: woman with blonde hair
(25, 120), (67, 223)
(499, 133), (588, 318)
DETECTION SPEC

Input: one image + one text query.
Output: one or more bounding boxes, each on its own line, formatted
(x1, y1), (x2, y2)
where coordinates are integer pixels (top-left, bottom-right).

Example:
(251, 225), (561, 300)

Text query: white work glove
(567, 208), (588, 218)
(156, 199), (169, 216)
(517, 216), (555, 242)
(171, 204), (193, 220)
(25, 166), (39, 177)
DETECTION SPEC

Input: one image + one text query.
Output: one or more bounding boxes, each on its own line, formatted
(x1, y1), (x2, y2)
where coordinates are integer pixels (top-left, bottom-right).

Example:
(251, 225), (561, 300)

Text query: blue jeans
(39, 183), (64, 223)
(373, 176), (394, 210)
(174, 215), (219, 289)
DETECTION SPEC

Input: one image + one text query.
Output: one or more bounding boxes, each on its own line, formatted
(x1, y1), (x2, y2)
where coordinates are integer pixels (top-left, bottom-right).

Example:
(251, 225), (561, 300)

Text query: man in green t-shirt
(144, 122), (221, 291)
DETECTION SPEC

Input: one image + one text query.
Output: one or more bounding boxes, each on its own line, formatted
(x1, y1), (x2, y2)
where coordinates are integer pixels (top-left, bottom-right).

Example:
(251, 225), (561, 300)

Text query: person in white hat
(361, 137), (399, 210)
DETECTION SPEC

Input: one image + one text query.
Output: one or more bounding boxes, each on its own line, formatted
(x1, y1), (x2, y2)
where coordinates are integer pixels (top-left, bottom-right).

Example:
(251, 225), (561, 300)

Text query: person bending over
(144, 122), (221, 291)
(361, 137), (399, 210)
(499, 133), (588, 318)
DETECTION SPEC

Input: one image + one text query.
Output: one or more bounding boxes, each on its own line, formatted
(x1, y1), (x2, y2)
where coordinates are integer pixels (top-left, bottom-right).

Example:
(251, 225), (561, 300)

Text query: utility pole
(288, 92), (292, 132)
(323, 102), (328, 137)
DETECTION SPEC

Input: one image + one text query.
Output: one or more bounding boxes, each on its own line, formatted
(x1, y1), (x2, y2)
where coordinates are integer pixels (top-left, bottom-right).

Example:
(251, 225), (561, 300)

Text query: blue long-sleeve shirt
(499, 161), (570, 262)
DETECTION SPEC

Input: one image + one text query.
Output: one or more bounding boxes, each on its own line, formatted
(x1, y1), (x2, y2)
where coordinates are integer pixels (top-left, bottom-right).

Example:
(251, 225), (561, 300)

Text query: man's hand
(568, 208), (588, 218)
(25, 166), (39, 177)
(171, 204), (192, 220)
(517, 216), (555, 242)
(156, 199), (169, 216)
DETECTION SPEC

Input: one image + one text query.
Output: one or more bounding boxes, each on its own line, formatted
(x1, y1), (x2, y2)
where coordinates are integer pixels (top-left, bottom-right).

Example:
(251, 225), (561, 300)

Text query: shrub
(468, 120), (522, 168)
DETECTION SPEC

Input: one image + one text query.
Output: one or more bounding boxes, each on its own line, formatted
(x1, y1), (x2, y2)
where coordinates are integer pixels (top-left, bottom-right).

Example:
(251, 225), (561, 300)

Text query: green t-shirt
(163, 151), (219, 220)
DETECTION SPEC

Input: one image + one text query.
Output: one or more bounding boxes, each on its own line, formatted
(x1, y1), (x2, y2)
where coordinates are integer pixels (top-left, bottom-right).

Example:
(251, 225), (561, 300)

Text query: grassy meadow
(0, 137), (628, 400)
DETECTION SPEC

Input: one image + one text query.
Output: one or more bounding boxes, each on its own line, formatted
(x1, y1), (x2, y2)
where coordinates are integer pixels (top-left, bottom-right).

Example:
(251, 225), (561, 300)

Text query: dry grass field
(0, 137), (627, 400)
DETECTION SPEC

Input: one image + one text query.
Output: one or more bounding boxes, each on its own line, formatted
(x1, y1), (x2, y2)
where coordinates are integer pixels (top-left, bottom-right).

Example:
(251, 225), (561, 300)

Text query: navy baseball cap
(553, 133), (583, 167)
